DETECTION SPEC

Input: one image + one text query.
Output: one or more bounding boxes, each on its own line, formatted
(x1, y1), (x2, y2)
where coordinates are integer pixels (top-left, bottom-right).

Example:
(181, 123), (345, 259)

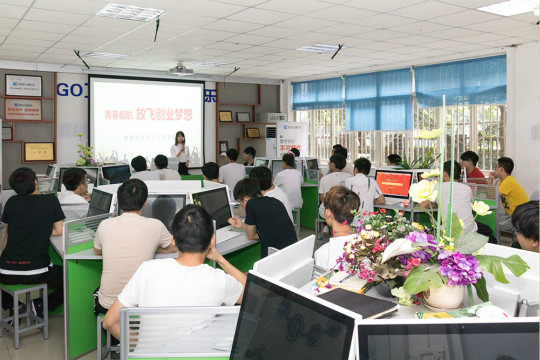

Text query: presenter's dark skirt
(178, 162), (190, 175)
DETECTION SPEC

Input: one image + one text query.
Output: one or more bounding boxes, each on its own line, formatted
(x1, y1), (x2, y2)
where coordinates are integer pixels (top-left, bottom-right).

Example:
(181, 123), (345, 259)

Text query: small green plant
(76, 133), (94, 166)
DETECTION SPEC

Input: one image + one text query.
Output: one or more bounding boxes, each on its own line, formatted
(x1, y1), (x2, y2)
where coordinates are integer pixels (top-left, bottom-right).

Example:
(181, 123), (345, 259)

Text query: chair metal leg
(42, 287), (48, 340)
(13, 291), (19, 350)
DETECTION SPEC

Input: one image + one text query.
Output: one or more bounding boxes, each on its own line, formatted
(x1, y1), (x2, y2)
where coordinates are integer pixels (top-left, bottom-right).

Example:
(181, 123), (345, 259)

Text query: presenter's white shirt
(218, 163), (246, 193)
(441, 182), (477, 233)
(156, 168), (181, 180)
(265, 186), (293, 221)
(273, 169), (304, 208)
(170, 144), (190, 162)
(345, 173), (383, 214)
(130, 170), (161, 181)
(57, 191), (88, 205)
(314, 234), (356, 270)
(319, 171), (352, 195)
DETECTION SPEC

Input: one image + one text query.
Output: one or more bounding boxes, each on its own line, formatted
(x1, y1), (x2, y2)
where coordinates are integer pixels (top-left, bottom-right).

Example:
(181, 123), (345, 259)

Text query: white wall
(508, 42), (540, 197)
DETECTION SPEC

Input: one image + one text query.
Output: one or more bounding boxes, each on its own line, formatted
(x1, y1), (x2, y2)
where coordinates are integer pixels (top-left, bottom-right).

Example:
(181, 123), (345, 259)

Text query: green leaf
(403, 265), (444, 294)
(476, 255), (530, 284)
(473, 277), (489, 302)
(454, 232), (488, 254)
(449, 212), (463, 240)
(498, 255), (530, 277)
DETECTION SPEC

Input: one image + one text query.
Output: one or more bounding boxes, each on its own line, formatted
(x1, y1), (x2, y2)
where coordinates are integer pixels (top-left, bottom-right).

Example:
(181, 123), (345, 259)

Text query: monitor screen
(58, 167), (99, 192)
(255, 159), (269, 167)
(245, 166), (255, 176)
(192, 187), (231, 230)
(374, 170), (413, 199)
(306, 159), (319, 170)
(230, 273), (356, 360)
(140, 194), (186, 231)
(46, 164), (54, 177)
(87, 189), (113, 217)
(102, 165), (131, 184)
(271, 159), (284, 178)
(358, 320), (539, 360)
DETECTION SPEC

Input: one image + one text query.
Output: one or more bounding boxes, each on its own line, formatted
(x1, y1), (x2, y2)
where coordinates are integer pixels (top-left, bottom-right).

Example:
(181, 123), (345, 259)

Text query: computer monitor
(245, 166), (255, 176)
(230, 272), (356, 360)
(357, 319), (539, 360)
(374, 170), (413, 199)
(271, 159), (284, 177)
(46, 164), (55, 177)
(87, 188), (114, 217)
(102, 164), (131, 184)
(192, 187), (232, 230)
(140, 194), (187, 232)
(254, 158), (269, 167)
(57, 167), (99, 192)
(306, 158), (319, 170)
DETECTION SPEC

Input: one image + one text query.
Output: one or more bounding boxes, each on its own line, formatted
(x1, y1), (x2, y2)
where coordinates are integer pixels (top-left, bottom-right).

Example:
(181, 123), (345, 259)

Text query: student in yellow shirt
(488, 157), (529, 215)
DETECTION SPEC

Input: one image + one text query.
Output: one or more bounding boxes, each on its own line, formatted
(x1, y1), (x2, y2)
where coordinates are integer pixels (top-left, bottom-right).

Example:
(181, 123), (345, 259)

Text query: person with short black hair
(290, 148), (300, 157)
(58, 167), (89, 204)
(314, 186), (361, 269)
(249, 166), (293, 221)
(345, 158), (385, 214)
(229, 178), (297, 258)
(130, 155), (159, 181)
(1, 167), (65, 316)
(460, 151), (486, 183)
(243, 147), (256, 166)
(511, 201), (539, 252)
(488, 157), (529, 215)
(154, 154), (181, 180)
(387, 154), (402, 166)
(334, 146), (354, 175)
(332, 144), (342, 155)
(318, 154), (352, 217)
(202, 162), (220, 183)
(219, 148), (246, 194)
(273, 153), (304, 209)
(93, 179), (176, 318)
(103, 204), (246, 340)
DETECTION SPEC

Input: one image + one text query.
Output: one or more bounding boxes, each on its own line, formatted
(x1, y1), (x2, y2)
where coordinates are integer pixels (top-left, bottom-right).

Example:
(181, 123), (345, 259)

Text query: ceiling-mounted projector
(169, 62), (194, 75)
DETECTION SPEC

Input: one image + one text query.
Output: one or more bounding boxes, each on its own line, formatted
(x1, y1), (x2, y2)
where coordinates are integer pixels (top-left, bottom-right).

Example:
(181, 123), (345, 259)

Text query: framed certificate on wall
(6, 74), (43, 97)
(24, 142), (55, 162)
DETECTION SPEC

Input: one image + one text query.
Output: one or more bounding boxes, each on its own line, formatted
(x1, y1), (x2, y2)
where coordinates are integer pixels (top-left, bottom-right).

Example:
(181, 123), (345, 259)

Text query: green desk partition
(474, 199), (497, 235)
(181, 175), (204, 187)
(300, 185), (319, 230)
(223, 242), (261, 273)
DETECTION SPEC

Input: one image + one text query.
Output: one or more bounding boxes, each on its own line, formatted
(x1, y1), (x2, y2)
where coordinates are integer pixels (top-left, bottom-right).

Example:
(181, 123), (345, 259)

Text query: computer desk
(51, 230), (260, 360)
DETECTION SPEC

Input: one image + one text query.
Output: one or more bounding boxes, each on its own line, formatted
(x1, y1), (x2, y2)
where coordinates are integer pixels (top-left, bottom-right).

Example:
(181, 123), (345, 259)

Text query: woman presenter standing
(170, 131), (190, 175)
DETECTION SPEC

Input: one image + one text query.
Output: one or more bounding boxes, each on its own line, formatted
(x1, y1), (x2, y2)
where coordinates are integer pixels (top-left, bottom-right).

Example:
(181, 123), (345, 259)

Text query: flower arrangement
(76, 133), (95, 166)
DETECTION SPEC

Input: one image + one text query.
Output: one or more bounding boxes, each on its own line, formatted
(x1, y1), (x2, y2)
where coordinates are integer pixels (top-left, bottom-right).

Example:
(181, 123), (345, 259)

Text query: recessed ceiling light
(296, 44), (342, 53)
(85, 52), (129, 59)
(477, 0), (538, 17)
(187, 61), (229, 67)
(96, 3), (164, 21)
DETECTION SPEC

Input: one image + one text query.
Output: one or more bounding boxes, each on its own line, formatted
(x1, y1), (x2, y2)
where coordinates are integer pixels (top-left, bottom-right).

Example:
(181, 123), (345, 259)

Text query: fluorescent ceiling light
(96, 3), (164, 21)
(296, 44), (341, 53)
(477, 0), (538, 17)
(187, 61), (229, 67)
(85, 52), (129, 59)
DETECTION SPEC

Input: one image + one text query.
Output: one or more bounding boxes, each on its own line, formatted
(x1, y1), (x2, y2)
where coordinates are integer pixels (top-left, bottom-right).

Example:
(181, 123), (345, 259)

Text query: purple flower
(437, 251), (482, 286)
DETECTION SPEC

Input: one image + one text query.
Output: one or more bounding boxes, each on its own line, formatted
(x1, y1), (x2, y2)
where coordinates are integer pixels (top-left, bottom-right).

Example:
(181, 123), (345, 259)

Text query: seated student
(130, 155), (160, 181)
(154, 154), (181, 180)
(488, 157), (529, 216)
(325, 145), (343, 175)
(57, 167), (89, 204)
(314, 186), (360, 269)
(318, 154), (352, 218)
(0, 167), (65, 317)
(419, 161), (477, 233)
(334, 147), (354, 175)
(219, 148), (246, 193)
(249, 166), (293, 221)
(345, 158), (385, 214)
(202, 162), (220, 183)
(93, 179), (176, 317)
(243, 146), (256, 166)
(290, 147), (300, 157)
(273, 153), (304, 209)
(511, 201), (539, 252)
(460, 151), (487, 183)
(103, 204), (246, 340)
(387, 154), (402, 166)
(229, 178), (297, 258)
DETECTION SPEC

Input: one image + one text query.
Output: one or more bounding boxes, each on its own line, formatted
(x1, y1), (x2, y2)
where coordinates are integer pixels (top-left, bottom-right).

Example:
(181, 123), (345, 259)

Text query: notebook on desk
(319, 288), (399, 319)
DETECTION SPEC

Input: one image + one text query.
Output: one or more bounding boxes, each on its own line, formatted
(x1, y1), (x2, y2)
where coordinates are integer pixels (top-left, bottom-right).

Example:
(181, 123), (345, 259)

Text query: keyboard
(216, 226), (242, 244)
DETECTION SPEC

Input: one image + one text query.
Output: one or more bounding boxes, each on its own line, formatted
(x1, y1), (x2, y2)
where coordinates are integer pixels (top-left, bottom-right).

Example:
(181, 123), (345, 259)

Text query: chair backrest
(119, 306), (239, 360)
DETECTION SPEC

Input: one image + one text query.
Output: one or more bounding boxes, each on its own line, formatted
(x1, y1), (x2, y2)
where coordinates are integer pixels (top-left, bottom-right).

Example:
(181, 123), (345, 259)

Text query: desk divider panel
(64, 213), (115, 255)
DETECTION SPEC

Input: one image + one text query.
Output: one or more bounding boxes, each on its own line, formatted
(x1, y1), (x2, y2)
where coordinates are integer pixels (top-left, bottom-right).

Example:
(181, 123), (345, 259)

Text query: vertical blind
(415, 55), (507, 108)
(345, 68), (413, 131)
(292, 77), (343, 110)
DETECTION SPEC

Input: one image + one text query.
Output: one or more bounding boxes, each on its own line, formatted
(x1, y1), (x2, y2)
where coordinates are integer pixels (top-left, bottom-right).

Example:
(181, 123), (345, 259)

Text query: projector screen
(89, 75), (205, 168)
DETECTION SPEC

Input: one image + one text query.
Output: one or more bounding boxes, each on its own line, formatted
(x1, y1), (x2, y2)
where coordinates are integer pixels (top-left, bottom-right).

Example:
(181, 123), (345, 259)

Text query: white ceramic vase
(423, 284), (465, 310)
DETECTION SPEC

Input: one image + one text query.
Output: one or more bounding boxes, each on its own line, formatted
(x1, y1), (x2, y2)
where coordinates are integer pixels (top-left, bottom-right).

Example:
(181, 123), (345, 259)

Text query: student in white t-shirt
(419, 161), (477, 233)
(314, 186), (360, 269)
(273, 153), (304, 209)
(334, 146), (354, 176)
(154, 154), (181, 180)
(249, 165), (293, 221)
(57, 167), (89, 204)
(345, 157), (385, 214)
(103, 204), (246, 340)
(318, 154), (352, 218)
(130, 155), (160, 181)
(218, 148), (246, 193)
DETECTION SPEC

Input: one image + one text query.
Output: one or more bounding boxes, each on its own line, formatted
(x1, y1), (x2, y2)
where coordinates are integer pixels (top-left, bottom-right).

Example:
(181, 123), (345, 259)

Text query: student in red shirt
(460, 151), (487, 184)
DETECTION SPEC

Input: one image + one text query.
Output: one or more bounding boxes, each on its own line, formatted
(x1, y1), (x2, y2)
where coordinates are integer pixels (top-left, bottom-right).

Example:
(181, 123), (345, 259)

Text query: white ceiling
(0, 0), (538, 81)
